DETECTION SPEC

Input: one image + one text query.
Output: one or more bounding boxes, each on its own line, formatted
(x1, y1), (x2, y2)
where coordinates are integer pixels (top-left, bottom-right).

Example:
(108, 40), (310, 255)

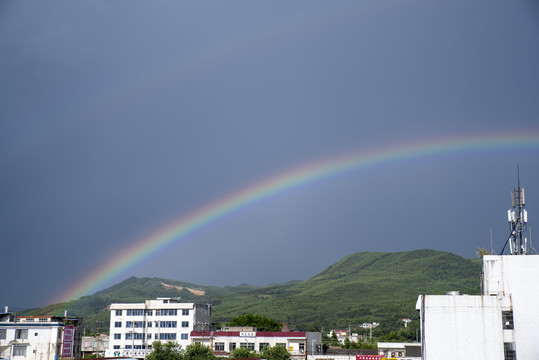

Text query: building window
(114, 334), (121, 340)
(181, 334), (188, 340)
(504, 342), (516, 360)
(299, 343), (305, 353)
(0, 329), (6, 340)
(259, 343), (270, 351)
(15, 329), (28, 340)
(115, 322), (122, 328)
(502, 311), (514, 330)
(39, 318), (48, 323)
(125, 345), (132, 350)
(276, 343), (286, 348)
(126, 321), (133, 328)
(125, 332), (144, 340)
(25, 318), (34, 322)
(147, 322), (152, 328)
(113, 346), (120, 349)
(159, 321), (177, 328)
(115, 310), (122, 316)
(134, 321), (145, 328)
(156, 309), (177, 316)
(229, 343), (236, 351)
(126, 309), (144, 316)
(240, 343), (255, 351)
(145, 310), (153, 316)
(159, 333), (177, 340)
(182, 309), (189, 316)
(215, 343), (225, 351)
(181, 321), (189, 328)
(13, 346), (26, 356)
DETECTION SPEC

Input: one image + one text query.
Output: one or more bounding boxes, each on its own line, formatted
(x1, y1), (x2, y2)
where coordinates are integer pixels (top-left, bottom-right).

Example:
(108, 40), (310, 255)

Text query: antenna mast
(507, 165), (529, 255)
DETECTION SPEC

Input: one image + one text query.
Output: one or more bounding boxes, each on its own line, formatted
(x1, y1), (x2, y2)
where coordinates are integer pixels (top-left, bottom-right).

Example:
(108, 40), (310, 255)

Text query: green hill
(19, 250), (481, 335)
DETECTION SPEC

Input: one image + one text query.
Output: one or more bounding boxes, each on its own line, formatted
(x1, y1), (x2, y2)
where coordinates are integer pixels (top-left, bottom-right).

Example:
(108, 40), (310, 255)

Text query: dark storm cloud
(1, 0), (539, 308)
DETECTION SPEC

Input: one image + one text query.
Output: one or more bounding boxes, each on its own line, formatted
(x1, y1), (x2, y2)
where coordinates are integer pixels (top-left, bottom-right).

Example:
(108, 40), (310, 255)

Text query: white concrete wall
(483, 255), (539, 359)
(417, 294), (507, 360)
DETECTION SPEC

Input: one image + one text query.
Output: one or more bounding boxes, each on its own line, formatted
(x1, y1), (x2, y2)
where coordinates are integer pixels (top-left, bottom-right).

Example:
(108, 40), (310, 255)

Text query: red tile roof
(190, 331), (306, 338)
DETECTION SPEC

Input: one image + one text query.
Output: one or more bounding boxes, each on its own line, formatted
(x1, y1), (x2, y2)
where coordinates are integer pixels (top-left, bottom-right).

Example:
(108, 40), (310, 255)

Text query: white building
(82, 334), (109, 357)
(377, 342), (421, 359)
(190, 329), (322, 359)
(416, 254), (539, 359)
(106, 298), (211, 358)
(328, 330), (361, 345)
(0, 308), (82, 360)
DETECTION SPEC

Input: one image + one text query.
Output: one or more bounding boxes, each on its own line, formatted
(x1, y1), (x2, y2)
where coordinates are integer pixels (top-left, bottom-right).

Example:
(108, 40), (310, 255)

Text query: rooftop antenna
(529, 225), (537, 254)
(500, 165), (529, 255)
(490, 228), (494, 255)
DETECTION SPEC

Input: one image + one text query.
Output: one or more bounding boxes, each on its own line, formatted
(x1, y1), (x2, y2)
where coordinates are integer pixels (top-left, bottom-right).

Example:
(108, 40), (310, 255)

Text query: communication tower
(503, 167), (529, 255)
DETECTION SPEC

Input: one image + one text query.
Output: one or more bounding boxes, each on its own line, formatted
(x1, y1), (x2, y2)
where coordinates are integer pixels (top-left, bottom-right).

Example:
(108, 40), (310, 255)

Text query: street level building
(82, 334), (109, 358)
(190, 329), (322, 359)
(0, 307), (82, 360)
(106, 298), (211, 358)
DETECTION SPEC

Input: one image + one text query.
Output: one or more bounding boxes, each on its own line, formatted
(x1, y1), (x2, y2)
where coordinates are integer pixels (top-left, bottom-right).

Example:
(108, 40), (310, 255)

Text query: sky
(1, 0), (539, 310)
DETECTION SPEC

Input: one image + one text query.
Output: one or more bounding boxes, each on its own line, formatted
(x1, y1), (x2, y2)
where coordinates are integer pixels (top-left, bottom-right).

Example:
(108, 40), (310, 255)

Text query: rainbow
(54, 132), (539, 304)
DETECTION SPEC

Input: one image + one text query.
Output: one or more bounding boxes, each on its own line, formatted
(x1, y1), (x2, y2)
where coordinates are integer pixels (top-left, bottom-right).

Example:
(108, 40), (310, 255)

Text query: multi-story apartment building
(106, 298), (211, 358)
(0, 307), (82, 360)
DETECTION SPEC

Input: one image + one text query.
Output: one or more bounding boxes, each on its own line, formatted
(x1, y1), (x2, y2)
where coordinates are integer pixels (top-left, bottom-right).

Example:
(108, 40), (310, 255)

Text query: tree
(183, 343), (215, 360)
(329, 331), (340, 347)
(477, 248), (490, 258)
(146, 341), (183, 360)
(261, 345), (291, 360)
(379, 331), (404, 342)
(228, 314), (282, 332)
(229, 347), (256, 359)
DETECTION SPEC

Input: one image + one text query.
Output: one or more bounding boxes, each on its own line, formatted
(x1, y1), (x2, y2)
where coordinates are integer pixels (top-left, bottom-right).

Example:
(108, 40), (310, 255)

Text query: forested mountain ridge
(19, 250), (481, 335)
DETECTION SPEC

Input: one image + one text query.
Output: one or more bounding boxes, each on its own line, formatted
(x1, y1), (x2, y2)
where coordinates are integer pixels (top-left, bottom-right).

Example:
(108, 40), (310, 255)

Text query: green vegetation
(146, 341), (184, 360)
(260, 344), (292, 360)
(228, 314), (282, 331)
(146, 341), (216, 360)
(19, 250), (481, 338)
(230, 344), (290, 360)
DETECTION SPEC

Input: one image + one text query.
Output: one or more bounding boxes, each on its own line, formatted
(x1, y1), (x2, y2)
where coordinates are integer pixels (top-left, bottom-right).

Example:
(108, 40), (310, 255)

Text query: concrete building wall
(483, 255), (539, 359)
(417, 255), (539, 359)
(417, 294), (508, 360)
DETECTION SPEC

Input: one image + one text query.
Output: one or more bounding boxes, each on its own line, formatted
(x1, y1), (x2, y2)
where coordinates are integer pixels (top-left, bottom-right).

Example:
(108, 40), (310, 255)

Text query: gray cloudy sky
(1, 0), (539, 310)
